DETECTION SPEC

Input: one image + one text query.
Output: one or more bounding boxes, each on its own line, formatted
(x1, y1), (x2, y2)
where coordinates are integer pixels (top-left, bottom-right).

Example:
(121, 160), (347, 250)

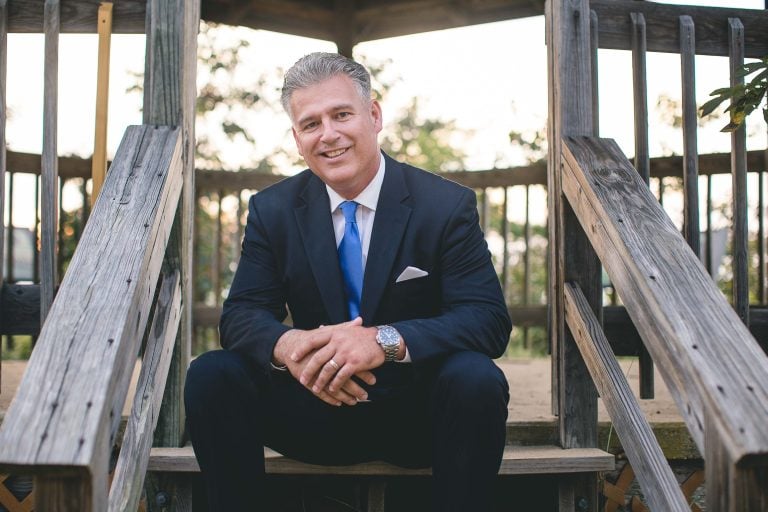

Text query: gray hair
(281, 52), (372, 120)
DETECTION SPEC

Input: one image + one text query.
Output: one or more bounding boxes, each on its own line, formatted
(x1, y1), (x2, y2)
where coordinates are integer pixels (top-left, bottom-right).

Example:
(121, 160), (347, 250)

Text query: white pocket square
(396, 266), (429, 283)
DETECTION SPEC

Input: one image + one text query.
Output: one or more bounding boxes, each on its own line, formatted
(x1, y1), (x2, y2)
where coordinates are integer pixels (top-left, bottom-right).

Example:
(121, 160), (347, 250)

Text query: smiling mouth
(322, 148), (348, 158)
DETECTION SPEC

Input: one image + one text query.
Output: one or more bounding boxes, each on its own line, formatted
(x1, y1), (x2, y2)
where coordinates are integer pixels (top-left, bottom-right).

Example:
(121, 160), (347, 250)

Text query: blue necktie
(338, 201), (363, 319)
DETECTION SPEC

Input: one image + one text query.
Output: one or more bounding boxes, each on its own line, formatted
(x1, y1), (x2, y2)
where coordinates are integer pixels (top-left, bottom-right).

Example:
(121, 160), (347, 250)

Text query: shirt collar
(326, 152), (386, 213)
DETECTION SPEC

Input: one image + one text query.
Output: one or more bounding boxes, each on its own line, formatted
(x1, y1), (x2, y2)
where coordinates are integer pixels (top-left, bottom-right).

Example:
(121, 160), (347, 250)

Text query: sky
(3, 0), (767, 231)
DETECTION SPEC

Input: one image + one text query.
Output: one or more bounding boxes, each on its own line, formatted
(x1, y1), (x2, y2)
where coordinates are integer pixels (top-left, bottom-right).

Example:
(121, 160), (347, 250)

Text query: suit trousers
(185, 349), (510, 511)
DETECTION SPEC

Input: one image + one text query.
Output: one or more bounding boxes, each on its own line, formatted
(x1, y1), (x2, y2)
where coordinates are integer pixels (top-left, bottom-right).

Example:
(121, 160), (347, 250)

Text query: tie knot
(339, 201), (358, 222)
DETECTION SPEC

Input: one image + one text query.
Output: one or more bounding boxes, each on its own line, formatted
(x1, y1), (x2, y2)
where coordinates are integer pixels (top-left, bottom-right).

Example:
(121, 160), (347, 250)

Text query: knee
(433, 352), (509, 408)
(185, 350), (255, 413)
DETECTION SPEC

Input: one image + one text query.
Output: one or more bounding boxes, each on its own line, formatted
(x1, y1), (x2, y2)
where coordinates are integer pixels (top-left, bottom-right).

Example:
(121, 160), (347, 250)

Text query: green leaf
(700, 96), (726, 116)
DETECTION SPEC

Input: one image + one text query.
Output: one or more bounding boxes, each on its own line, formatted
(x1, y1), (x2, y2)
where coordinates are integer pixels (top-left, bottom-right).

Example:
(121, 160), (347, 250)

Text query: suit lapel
(294, 175), (347, 324)
(361, 157), (412, 323)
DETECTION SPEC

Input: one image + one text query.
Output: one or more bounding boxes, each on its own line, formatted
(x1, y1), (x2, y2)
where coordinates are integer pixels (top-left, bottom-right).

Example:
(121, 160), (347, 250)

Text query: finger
(312, 358), (342, 393)
(314, 389), (342, 407)
(299, 347), (334, 386)
(336, 377), (369, 402)
(326, 386), (359, 406)
(291, 330), (331, 363)
(355, 370), (376, 386)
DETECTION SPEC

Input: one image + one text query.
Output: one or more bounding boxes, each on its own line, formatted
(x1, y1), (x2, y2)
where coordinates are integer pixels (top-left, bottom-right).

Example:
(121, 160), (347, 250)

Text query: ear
(291, 127), (304, 157)
(370, 100), (383, 134)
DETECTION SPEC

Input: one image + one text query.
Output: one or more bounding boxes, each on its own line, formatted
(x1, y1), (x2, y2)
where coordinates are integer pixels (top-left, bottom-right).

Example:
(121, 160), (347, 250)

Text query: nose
(319, 121), (340, 144)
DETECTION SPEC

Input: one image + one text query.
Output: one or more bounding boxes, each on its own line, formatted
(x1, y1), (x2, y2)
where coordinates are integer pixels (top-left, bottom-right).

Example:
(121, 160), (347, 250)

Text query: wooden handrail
(0, 125), (182, 510)
(108, 270), (182, 512)
(561, 135), (768, 505)
(564, 282), (688, 512)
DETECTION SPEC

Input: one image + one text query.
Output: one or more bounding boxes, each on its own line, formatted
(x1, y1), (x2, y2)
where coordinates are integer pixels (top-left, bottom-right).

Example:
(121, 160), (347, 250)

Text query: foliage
(508, 127), (547, 165)
(699, 56), (768, 132)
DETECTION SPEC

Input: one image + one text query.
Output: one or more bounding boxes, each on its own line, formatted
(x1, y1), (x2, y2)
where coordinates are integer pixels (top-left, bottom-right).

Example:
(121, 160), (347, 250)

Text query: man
(185, 52), (512, 511)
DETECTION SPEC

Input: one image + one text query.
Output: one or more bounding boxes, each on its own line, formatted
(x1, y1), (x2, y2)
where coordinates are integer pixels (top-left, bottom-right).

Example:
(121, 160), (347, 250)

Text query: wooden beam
(108, 271), (182, 512)
(591, 0), (768, 58)
(7, 149), (767, 190)
(6, 0), (145, 33)
(143, 0), (200, 468)
(564, 282), (689, 512)
(560, 135), (768, 465)
(147, 444), (614, 475)
(40, 0), (59, 325)
(730, 17), (749, 325)
(547, 1), (600, 508)
(90, 1), (112, 206)
(0, 126), (182, 510)
(679, 15), (700, 257)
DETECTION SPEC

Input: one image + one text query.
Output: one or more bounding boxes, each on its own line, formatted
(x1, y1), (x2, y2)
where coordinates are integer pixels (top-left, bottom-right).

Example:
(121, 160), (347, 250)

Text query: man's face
(290, 74), (383, 199)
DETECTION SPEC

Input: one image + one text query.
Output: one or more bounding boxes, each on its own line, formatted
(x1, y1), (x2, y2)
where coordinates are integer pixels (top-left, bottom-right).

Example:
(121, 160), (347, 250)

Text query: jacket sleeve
(218, 194), (292, 376)
(391, 188), (512, 361)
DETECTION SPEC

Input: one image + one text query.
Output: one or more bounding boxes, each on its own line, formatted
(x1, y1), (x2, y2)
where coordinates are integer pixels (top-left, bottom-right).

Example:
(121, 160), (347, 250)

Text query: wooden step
(148, 445), (614, 476)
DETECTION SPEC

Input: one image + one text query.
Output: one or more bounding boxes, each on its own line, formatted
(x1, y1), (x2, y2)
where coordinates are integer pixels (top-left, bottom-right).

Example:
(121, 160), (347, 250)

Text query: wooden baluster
(501, 187), (509, 297)
(91, 1), (113, 205)
(523, 185), (531, 349)
(632, 11), (654, 399)
(680, 15), (700, 257)
(729, 17), (749, 326)
(40, 0), (59, 325)
(706, 174), (713, 276)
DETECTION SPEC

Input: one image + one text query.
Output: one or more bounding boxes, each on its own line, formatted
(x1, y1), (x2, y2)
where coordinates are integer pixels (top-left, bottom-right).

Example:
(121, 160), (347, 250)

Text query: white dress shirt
(325, 152), (411, 362)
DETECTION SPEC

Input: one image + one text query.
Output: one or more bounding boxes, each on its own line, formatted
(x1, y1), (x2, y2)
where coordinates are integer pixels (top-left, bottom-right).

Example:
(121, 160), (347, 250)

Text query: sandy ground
(1, 357), (682, 423)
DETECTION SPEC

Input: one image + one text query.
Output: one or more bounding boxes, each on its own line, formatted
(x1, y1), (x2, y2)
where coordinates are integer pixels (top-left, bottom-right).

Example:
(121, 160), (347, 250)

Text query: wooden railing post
(143, 0), (199, 509)
(546, 0), (600, 510)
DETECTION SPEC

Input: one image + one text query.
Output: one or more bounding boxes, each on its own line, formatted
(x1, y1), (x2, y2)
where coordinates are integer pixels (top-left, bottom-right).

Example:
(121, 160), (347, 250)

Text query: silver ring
(328, 359), (340, 370)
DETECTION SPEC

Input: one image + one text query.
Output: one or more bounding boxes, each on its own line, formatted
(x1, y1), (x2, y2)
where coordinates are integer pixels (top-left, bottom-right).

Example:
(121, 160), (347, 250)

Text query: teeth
(325, 148), (346, 158)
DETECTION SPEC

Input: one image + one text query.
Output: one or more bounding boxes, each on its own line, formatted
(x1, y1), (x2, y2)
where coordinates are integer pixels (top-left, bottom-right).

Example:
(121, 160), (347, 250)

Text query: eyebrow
(297, 103), (357, 127)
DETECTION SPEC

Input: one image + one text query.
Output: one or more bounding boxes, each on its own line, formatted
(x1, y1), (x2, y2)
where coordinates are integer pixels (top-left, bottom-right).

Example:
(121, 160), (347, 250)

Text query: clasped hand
(273, 318), (385, 406)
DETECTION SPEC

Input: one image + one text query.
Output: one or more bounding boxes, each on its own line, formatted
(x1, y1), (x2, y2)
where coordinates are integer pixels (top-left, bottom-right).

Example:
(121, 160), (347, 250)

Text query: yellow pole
(91, 2), (112, 206)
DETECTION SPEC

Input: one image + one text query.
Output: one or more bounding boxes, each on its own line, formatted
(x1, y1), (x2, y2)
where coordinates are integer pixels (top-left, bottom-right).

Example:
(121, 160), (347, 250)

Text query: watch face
(378, 326), (400, 346)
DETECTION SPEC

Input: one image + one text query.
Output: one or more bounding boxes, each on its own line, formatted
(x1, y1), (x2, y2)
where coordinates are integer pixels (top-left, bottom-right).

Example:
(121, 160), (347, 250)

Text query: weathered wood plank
(564, 282), (689, 512)
(591, 0), (768, 58)
(6, 0), (144, 33)
(548, 2), (600, 508)
(631, 12), (649, 185)
(90, 0), (111, 206)
(679, 15), (700, 257)
(630, 10), (654, 401)
(40, 0), (59, 326)
(143, 0), (199, 454)
(729, 17), (749, 326)
(0, 126), (182, 479)
(560, 135), (768, 464)
(35, 472), (102, 512)
(108, 271), (182, 512)
(147, 445), (614, 475)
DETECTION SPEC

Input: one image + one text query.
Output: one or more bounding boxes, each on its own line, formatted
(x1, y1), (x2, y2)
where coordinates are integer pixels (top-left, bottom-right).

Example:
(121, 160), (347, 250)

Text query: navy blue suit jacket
(220, 153), (511, 381)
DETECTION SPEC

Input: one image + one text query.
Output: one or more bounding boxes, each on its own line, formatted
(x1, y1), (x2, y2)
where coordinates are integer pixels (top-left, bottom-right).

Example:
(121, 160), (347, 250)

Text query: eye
(302, 121), (318, 131)
(336, 111), (351, 120)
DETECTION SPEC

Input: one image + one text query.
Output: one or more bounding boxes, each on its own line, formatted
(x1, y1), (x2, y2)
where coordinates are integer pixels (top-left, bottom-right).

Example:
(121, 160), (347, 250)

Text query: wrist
(375, 325), (402, 362)
(272, 329), (298, 367)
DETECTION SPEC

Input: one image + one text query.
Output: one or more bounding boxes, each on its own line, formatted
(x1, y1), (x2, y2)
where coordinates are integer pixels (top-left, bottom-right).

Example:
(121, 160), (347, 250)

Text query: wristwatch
(376, 325), (401, 362)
